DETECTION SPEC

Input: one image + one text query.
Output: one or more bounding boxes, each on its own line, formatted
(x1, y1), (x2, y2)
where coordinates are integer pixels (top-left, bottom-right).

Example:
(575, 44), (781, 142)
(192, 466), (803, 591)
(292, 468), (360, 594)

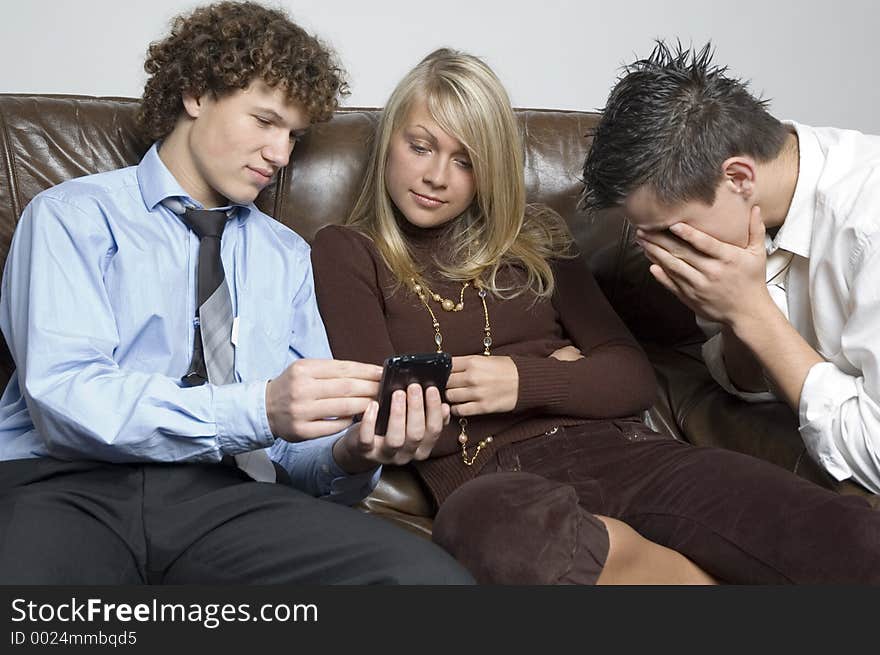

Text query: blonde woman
(311, 49), (880, 584)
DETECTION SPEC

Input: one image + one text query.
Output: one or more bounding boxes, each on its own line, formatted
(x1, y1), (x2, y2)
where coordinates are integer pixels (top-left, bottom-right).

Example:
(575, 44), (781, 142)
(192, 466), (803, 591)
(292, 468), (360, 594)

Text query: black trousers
(0, 458), (473, 585)
(433, 420), (880, 584)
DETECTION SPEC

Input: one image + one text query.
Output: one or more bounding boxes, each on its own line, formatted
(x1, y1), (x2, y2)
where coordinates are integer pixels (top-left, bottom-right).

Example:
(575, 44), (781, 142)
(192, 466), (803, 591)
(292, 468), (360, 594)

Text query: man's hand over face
(635, 205), (774, 327)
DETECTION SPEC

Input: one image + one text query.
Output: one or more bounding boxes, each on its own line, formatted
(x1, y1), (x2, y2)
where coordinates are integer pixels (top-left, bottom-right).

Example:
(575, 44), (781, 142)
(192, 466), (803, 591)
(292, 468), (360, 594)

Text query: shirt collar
(136, 142), (254, 221)
(771, 121), (822, 258)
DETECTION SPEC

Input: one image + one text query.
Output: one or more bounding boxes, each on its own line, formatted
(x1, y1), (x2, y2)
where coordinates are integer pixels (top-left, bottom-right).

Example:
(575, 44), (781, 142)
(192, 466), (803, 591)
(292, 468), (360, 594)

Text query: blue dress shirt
(0, 143), (378, 503)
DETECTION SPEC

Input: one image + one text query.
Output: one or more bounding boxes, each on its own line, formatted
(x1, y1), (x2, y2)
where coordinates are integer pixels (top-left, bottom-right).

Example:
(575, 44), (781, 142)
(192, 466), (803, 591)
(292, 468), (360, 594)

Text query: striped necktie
(169, 199), (276, 483)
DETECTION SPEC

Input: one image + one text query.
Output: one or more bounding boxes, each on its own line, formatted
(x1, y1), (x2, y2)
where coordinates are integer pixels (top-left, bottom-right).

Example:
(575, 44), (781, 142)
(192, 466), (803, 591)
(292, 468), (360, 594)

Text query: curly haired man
(0, 1), (472, 584)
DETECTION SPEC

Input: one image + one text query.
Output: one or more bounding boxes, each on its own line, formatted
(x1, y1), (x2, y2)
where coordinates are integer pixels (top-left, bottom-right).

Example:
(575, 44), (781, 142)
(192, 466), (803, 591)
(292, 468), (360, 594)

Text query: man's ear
(181, 93), (203, 119)
(721, 156), (757, 199)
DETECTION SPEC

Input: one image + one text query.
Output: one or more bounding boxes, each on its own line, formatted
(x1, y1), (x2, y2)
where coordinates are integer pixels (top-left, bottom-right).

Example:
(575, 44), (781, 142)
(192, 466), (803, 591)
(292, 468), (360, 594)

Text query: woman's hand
(333, 384), (450, 472)
(446, 355), (519, 416)
(549, 345), (583, 361)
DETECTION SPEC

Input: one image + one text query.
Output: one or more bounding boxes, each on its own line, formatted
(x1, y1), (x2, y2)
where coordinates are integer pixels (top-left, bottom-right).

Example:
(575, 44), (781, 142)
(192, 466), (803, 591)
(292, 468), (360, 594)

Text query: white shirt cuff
(798, 361), (857, 482)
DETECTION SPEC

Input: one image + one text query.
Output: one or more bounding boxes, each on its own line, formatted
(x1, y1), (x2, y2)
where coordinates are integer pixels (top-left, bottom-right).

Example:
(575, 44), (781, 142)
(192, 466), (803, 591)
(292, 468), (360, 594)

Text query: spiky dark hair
(581, 40), (787, 211)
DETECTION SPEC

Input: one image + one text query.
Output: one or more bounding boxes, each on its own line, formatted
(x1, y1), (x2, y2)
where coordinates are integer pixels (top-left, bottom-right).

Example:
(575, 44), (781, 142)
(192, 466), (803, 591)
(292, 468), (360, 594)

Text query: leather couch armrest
(356, 465), (435, 539)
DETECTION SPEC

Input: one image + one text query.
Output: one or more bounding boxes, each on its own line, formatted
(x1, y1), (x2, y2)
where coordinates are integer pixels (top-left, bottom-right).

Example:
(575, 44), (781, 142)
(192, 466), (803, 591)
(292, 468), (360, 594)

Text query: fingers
(648, 264), (687, 299)
(301, 396), (374, 422)
(637, 229), (697, 259)
(639, 230), (716, 274)
(296, 359), (383, 381)
(667, 222), (728, 259)
(356, 401), (379, 451)
(287, 417), (354, 440)
(451, 356), (476, 372)
(269, 359), (385, 444)
(450, 401), (482, 417)
(381, 389), (407, 451)
(423, 386), (446, 439)
(549, 345), (583, 361)
(305, 377), (381, 402)
(412, 392), (447, 462)
(640, 239), (701, 281)
(448, 362), (479, 390)
(400, 386), (447, 463)
(446, 372), (466, 390)
(281, 360), (380, 401)
(446, 355), (518, 415)
(360, 385), (445, 465)
(747, 204), (765, 250)
(403, 383), (426, 451)
(444, 385), (479, 404)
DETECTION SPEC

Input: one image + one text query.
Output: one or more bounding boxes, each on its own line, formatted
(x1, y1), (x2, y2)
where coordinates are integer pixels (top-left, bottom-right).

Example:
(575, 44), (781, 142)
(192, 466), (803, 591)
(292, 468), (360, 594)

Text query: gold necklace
(413, 279), (469, 312)
(411, 277), (494, 466)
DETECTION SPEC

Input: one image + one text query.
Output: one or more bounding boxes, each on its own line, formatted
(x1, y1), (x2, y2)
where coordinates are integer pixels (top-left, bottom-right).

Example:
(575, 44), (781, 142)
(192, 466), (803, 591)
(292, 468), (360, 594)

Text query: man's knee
(370, 530), (476, 585)
(191, 487), (475, 585)
(0, 491), (141, 584)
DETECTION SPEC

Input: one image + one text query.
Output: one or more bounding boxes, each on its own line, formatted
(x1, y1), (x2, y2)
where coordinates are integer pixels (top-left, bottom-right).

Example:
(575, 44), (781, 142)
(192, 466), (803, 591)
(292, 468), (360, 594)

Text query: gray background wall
(1, 0), (876, 132)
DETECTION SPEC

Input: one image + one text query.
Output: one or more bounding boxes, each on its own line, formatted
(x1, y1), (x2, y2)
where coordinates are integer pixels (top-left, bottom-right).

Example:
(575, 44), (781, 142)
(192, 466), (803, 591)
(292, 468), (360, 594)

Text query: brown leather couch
(1, 94), (874, 539)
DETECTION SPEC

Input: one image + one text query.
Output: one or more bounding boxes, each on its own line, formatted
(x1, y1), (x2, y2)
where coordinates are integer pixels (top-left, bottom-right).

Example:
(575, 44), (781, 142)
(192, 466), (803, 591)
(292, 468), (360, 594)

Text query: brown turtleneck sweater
(311, 224), (657, 505)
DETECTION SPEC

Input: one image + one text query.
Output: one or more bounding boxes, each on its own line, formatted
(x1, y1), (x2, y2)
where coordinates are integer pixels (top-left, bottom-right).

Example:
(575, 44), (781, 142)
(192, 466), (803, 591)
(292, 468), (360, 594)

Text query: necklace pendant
(441, 298), (455, 311)
(458, 417), (468, 444)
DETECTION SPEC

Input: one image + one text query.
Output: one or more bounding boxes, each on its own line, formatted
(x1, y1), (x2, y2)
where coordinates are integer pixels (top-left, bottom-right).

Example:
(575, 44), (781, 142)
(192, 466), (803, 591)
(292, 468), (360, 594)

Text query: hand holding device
(375, 352), (452, 435)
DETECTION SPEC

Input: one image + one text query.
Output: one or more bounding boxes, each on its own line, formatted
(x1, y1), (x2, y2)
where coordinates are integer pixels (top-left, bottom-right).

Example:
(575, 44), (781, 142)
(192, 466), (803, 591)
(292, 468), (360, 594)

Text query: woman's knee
(432, 472), (609, 584)
(595, 515), (654, 574)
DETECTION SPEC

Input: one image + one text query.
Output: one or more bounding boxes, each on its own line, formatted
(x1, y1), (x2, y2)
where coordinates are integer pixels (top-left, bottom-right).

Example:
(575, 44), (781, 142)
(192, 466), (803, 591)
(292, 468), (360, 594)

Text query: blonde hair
(346, 48), (572, 298)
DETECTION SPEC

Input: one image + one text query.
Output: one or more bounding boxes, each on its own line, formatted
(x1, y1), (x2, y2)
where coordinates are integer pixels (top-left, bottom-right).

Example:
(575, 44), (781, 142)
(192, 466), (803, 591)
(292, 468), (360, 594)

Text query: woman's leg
(595, 515), (717, 585)
(433, 471), (716, 584)
(552, 421), (880, 584)
(433, 472), (607, 584)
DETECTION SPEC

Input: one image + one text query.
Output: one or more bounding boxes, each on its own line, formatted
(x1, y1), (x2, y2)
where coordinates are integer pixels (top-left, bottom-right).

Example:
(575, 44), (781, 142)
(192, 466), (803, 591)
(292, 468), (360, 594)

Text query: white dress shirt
(700, 121), (880, 493)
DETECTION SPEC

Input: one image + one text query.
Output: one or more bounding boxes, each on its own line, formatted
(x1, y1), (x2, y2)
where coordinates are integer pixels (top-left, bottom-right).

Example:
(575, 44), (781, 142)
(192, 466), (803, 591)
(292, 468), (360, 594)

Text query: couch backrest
(0, 94), (698, 387)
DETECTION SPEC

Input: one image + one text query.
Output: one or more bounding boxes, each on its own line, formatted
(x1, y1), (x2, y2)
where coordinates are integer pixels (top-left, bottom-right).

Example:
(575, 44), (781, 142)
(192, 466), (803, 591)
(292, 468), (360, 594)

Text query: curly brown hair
(137, 1), (348, 140)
